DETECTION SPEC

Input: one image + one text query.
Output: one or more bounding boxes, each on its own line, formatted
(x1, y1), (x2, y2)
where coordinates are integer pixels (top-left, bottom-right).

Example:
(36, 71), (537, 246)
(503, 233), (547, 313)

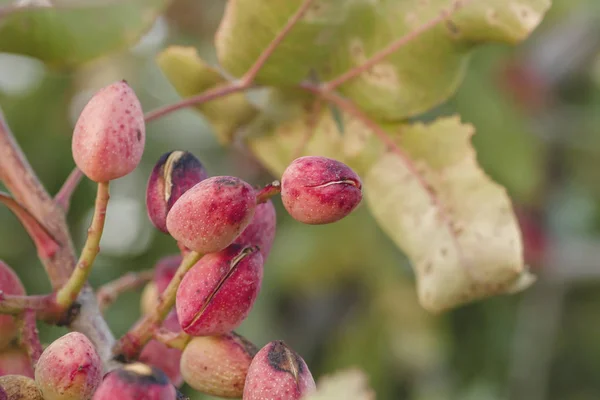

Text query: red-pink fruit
(176, 244), (263, 336)
(281, 156), (362, 224)
(180, 333), (257, 398)
(139, 340), (183, 388)
(0, 347), (33, 378)
(146, 151), (208, 233)
(0, 261), (25, 350)
(0, 375), (43, 399)
(71, 80), (145, 182)
(35, 332), (102, 400)
(243, 341), (315, 400)
(92, 363), (176, 400)
(234, 200), (276, 262)
(166, 176), (256, 254)
(153, 255), (182, 294)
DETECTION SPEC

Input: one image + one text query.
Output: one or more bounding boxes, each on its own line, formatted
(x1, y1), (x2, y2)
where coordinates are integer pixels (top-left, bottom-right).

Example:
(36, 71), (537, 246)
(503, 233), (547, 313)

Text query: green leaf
(364, 116), (534, 313)
(214, 0), (351, 85)
(0, 0), (168, 67)
(320, 0), (551, 120)
(156, 46), (257, 144)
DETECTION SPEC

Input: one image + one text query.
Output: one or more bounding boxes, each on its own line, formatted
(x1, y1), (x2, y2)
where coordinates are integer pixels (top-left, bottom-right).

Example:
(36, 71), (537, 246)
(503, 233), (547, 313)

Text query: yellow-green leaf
(365, 116), (533, 312)
(156, 46), (257, 144)
(321, 0), (551, 120)
(0, 0), (168, 67)
(214, 0), (351, 85)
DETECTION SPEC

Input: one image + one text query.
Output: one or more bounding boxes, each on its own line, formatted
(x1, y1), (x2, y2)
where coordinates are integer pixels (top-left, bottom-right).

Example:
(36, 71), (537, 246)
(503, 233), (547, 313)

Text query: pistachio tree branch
(114, 251), (202, 361)
(18, 309), (43, 367)
(55, 168), (84, 211)
(0, 107), (117, 372)
(56, 182), (110, 308)
(323, 0), (471, 90)
(144, 0), (315, 123)
(0, 191), (59, 260)
(97, 270), (154, 312)
(0, 292), (57, 315)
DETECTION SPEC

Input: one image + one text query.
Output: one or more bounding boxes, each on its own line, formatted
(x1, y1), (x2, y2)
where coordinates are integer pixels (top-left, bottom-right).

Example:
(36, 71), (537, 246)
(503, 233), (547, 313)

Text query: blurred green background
(1, 0), (600, 399)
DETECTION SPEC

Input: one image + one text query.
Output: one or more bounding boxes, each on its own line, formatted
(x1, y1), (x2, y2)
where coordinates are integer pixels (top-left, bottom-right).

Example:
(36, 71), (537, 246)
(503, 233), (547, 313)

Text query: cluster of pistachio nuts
(0, 80), (363, 399)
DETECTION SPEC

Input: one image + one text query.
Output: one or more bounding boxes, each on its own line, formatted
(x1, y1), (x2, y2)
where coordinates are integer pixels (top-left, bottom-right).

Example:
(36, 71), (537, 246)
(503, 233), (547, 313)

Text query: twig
(153, 328), (190, 351)
(0, 191), (59, 259)
(18, 309), (43, 367)
(114, 251), (202, 360)
(97, 270), (154, 312)
(299, 83), (436, 197)
(56, 182), (110, 308)
(55, 168), (84, 212)
(0, 103), (117, 372)
(0, 292), (56, 315)
(256, 181), (281, 204)
(323, 0), (471, 90)
(144, 0), (315, 123)
(291, 96), (324, 160)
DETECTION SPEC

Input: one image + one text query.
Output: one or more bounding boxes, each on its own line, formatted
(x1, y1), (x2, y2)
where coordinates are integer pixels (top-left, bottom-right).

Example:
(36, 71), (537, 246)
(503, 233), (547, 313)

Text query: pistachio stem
(143, 0), (315, 123)
(256, 181), (281, 204)
(17, 309), (43, 367)
(96, 270), (154, 313)
(114, 251), (202, 360)
(153, 328), (191, 351)
(323, 0), (471, 91)
(55, 167), (84, 212)
(56, 181), (110, 308)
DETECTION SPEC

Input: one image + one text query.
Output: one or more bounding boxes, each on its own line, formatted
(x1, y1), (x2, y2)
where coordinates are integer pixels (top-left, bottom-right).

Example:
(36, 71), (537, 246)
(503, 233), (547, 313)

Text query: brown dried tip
(0, 375), (43, 400)
(176, 244), (263, 336)
(180, 333), (257, 398)
(281, 156), (362, 224)
(35, 332), (102, 400)
(146, 151), (208, 233)
(243, 341), (316, 400)
(93, 363), (176, 400)
(166, 176), (256, 253)
(71, 80), (145, 182)
(0, 261), (25, 350)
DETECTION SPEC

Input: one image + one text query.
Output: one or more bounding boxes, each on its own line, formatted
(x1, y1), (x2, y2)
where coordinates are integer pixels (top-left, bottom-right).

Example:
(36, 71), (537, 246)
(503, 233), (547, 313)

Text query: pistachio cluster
(0, 81), (363, 399)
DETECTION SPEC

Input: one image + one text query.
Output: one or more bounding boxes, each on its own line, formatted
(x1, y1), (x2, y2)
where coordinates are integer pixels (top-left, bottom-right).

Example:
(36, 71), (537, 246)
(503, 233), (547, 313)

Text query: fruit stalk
(56, 182), (110, 308)
(114, 251), (202, 360)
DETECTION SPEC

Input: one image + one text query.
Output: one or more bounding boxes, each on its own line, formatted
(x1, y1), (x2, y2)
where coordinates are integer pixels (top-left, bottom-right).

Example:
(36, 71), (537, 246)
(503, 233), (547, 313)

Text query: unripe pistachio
(234, 200), (276, 262)
(35, 332), (102, 400)
(0, 261), (25, 350)
(166, 176), (256, 254)
(146, 151), (208, 233)
(281, 156), (362, 224)
(92, 363), (176, 400)
(72, 80), (145, 182)
(176, 244), (263, 336)
(0, 346), (34, 378)
(0, 375), (43, 400)
(180, 333), (257, 398)
(139, 340), (183, 388)
(243, 341), (316, 400)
